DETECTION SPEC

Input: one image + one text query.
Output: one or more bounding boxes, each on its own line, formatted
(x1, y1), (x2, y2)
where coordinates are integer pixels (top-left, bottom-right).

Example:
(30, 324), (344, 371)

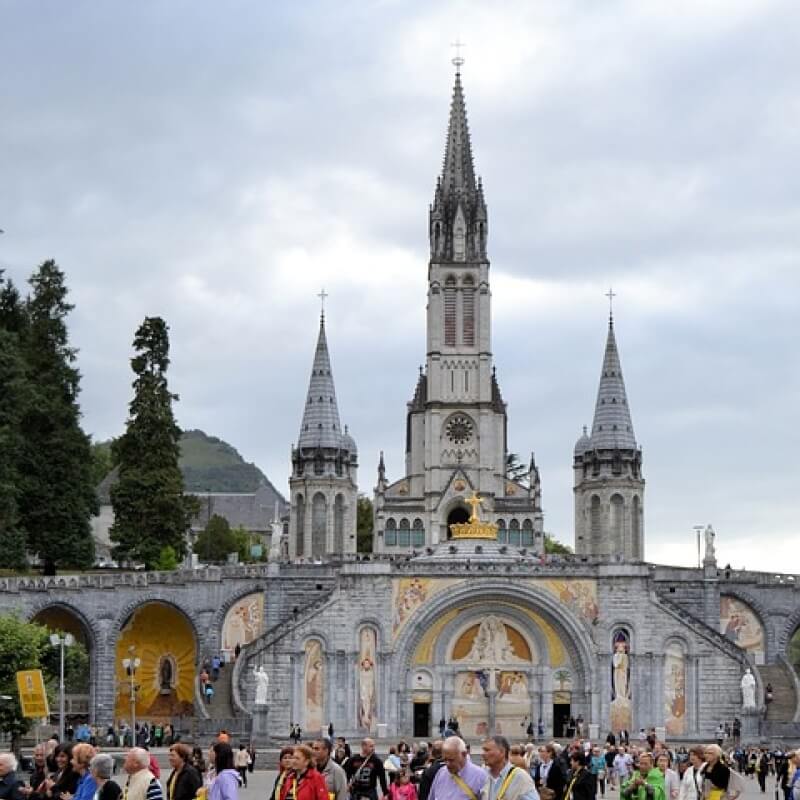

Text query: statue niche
(158, 655), (176, 695)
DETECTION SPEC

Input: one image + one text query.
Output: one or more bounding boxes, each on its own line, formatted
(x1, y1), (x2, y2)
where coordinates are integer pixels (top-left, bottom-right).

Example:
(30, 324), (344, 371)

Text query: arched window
(412, 518), (425, 548)
(444, 276), (457, 347)
(333, 494), (345, 553)
(496, 519), (507, 544)
(522, 519), (534, 547)
(311, 493), (327, 556)
(610, 494), (624, 552)
(590, 495), (602, 546)
(398, 518), (411, 548)
(462, 275), (475, 346)
(295, 494), (305, 556)
(509, 519), (521, 547)
(384, 518), (397, 547)
(631, 496), (642, 558)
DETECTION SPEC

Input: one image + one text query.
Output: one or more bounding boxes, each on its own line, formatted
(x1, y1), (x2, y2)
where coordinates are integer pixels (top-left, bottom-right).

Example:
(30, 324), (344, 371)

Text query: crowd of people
(3, 730), (800, 800)
(263, 733), (800, 800)
(0, 736), (256, 800)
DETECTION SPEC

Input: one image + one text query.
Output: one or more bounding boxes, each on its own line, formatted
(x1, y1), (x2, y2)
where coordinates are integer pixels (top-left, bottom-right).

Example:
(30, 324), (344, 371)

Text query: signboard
(16, 670), (49, 718)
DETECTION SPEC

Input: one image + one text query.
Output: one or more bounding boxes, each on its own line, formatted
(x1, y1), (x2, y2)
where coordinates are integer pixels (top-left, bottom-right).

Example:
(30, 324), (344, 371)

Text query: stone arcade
(1, 66), (799, 743)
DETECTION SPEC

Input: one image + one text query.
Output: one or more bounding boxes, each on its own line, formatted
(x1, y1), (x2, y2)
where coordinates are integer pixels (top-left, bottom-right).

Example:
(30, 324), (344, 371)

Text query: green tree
(16, 262), (97, 574)
(544, 533), (572, 555)
(110, 317), (198, 568)
(0, 614), (49, 749)
(357, 494), (373, 553)
(40, 635), (91, 694)
(89, 439), (116, 486)
(154, 545), (179, 571)
(0, 273), (30, 571)
(0, 330), (30, 571)
(193, 514), (238, 562)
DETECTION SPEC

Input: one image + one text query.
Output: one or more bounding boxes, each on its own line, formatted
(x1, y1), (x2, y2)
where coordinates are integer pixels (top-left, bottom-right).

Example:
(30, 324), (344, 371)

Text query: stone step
(759, 664), (798, 722)
(202, 663), (236, 719)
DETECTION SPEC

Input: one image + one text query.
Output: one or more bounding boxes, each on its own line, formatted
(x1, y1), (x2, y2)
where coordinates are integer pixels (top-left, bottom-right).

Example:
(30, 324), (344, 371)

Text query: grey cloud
(1, 0), (799, 571)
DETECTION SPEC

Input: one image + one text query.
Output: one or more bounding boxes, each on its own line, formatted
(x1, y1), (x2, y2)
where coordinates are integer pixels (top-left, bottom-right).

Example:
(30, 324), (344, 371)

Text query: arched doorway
(394, 582), (596, 739)
(32, 606), (93, 727)
(446, 506), (469, 539)
(114, 602), (197, 724)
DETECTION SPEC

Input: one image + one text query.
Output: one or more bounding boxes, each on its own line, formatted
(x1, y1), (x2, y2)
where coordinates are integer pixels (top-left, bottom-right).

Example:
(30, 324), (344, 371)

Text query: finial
(317, 287), (328, 319)
(419, 364), (424, 376)
(605, 287), (616, 325)
(583, 424), (588, 436)
(450, 38), (466, 72)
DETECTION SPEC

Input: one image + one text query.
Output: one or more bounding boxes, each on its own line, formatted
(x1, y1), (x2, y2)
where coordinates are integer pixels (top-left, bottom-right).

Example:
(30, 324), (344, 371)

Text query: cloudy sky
(2, 1), (798, 571)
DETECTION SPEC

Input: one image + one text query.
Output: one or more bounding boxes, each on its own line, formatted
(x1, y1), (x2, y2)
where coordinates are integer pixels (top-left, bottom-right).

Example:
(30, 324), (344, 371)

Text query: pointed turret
(589, 318), (637, 450)
(289, 309), (358, 559)
(429, 68), (488, 262)
(573, 314), (645, 561)
(297, 313), (343, 450)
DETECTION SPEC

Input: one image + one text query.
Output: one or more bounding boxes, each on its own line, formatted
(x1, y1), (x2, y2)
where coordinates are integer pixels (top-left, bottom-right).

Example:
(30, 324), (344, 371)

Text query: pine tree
(15, 261), (97, 573)
(0, 330), (29, 570)
(0, 273), (29, 569)
(110, 317), (197, 568)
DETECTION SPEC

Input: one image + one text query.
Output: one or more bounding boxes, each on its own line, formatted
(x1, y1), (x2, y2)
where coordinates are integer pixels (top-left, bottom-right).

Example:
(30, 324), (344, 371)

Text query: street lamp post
(121, 646), (140, 743)
(49, 633), (74, 742)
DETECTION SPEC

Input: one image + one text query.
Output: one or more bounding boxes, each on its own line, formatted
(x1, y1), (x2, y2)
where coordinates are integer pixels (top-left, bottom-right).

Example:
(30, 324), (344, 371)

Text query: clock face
(446, 414), (474, 445)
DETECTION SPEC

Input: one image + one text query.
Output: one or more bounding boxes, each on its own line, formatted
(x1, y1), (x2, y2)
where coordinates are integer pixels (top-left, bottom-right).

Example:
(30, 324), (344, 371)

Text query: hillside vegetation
(94, 429), (271, 493)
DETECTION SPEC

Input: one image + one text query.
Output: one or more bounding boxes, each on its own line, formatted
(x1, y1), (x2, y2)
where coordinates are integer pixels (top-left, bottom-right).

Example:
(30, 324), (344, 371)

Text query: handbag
(598, 771), (607, 781)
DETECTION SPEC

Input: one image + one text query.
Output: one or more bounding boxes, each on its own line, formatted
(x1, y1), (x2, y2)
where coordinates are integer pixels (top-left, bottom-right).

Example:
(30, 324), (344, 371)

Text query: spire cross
(465, 491), (484, 523)
(450, 38), (466, 70)
(605, 287), (617, 319)
(317, 288), (328, 317)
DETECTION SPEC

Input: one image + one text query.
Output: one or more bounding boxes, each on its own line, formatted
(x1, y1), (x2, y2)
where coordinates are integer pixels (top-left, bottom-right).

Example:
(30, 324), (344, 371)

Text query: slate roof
(297, 314), (347, 450)
(589, 318), (637, 450)
(191, 481), (287, 532)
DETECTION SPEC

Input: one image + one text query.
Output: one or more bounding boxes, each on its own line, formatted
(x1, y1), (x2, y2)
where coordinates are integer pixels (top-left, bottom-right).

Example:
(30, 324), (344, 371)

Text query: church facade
(234, 67), (794, 743)
(2, 67), (798, 745)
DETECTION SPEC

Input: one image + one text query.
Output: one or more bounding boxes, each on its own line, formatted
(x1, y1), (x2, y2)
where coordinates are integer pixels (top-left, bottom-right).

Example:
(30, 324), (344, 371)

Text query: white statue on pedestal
(253, 665), (269, 705)
(704, 525), (716, 562)
(741, 667), (756, 710)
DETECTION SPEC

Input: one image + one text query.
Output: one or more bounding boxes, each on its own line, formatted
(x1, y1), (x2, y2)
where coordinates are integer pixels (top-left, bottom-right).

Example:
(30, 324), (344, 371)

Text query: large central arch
(390, 579), (598, 736)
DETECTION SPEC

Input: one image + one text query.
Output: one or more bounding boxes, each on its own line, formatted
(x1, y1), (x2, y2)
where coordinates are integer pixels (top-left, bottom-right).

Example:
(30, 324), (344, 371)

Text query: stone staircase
(204, 663), (236, 719)
(760, 662), (798, 722)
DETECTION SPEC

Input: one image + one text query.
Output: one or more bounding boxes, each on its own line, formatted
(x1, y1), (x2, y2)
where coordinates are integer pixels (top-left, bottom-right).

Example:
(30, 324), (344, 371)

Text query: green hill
(178, 429), (270, 492)
(94, 429), (273, 497)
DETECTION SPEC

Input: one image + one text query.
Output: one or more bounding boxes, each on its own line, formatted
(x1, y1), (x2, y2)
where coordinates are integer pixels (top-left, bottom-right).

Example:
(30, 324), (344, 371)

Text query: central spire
(429, 66), (488, 262)
(442, 70), (478, 201)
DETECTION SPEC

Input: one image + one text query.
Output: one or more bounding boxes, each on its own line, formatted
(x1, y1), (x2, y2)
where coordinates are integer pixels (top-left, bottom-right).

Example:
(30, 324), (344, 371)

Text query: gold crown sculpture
(449, 492), (499, 540)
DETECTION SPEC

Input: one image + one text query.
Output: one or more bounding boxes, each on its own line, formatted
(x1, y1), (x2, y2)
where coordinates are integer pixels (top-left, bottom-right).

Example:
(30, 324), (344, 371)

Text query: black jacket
(566, 768), (596, 800)
(96, 782), (122, 800)
(418, 761), (443, 800)
(0, 773), (23, 800)
(50, 770), (79, 800)
(537, 760), (566, 800)
(166, 766), (203, 800)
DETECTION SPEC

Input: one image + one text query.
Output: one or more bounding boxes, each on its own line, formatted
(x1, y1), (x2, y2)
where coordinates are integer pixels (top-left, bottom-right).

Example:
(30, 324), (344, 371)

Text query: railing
(2, 555), (797, 593)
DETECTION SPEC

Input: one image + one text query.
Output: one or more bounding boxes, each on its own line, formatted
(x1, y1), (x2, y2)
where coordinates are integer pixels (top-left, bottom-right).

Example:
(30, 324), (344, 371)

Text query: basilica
(266, 66), (797, 743)
(5, 66), (798, 745)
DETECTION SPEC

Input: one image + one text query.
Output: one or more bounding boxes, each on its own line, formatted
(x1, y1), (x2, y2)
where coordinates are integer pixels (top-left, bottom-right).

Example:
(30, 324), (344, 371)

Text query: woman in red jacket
(280, 746), (329, 800)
